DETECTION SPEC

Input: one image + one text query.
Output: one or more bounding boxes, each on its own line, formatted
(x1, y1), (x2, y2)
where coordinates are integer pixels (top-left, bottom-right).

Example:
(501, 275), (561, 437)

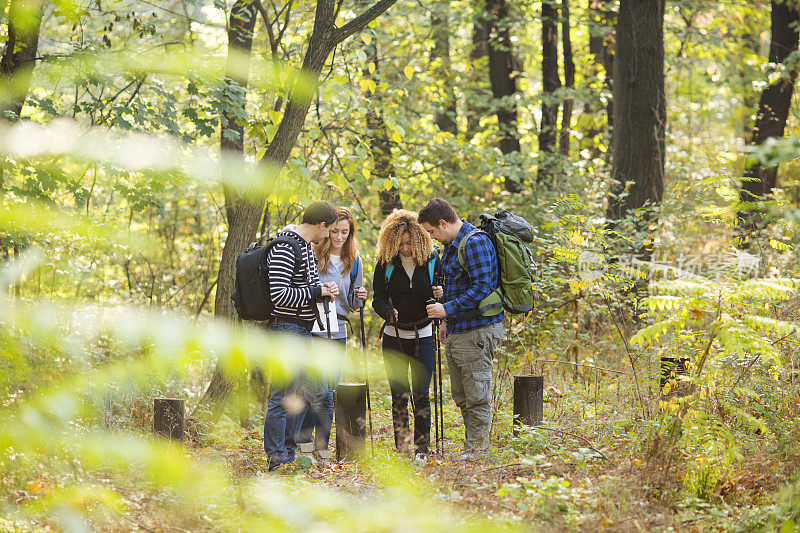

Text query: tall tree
(485, 0), (523, 192)
(197, 0), (260, 418)
(539, 0), (561, 183)
(356, 0), (402, 216)
(737, 0), (800, 240)
(465, 16), (490, 140)
(199, 0), (399, 419)
(430, 0), (457, 135)
(559, 0), (575, 156)
(0, 0), (44, 121)
(605, 0), (665, 263)
(588, 0), (615, 129)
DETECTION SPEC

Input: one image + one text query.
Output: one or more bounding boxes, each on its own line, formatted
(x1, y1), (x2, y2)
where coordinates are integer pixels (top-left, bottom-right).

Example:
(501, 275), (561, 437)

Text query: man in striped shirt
(264, 201), (339, 471)
(420, 198), (505, 460)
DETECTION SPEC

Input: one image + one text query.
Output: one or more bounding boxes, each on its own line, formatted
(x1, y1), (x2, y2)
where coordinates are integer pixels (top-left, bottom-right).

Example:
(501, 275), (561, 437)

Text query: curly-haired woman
(297, 207), (367, 459)
(373, 209), (443, 464)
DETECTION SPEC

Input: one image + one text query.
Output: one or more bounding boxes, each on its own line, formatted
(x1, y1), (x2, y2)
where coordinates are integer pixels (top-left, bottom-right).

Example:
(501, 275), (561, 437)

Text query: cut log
(153, 398), (185, 441)
(335, 383), (366, 461)
(660, 357), (689, 389)
(513, 375), (543, 435)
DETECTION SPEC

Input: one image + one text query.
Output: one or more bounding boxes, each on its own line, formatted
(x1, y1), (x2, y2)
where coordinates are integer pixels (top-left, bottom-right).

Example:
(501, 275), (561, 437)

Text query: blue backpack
(385, 256), (436, 288)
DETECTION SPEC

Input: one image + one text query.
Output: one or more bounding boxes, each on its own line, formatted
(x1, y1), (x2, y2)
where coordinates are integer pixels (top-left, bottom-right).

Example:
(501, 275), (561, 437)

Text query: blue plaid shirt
(441, 221), (503, 334)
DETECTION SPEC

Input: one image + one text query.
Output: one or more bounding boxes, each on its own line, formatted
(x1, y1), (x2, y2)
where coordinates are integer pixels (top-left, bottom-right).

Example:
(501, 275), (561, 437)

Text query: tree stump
(153, 398), (185, 441)
(660, 357), (689, 388)
(513, 375), (543, 436)
(335, 383), (366, 462)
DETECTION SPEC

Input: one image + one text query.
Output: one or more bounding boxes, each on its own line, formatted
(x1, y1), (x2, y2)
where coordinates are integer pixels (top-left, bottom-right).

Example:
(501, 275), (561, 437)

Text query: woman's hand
(321, 281), (339, 300)
(432, 285), (443, 299)
(354, 287), (368, 301)
(388, 309), (399, 324)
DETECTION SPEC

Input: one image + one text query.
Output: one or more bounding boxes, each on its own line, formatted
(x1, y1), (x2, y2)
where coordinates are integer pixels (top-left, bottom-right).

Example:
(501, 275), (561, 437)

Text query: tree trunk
(538, 0), (561, 184)
(584, 0), (615, 160)
(605, 0), (665, 264)
(485, 0), (522, 192)
(430, 0), (457, 135)
(465, 15), (490, 140)
(356, 0), (402, 216)
(0, 0), (44, 121)
(197, 0), (399, 420)
(196, 0), (259, 420)
(737, 0), (800, 241)
(559, 0), (575, 156)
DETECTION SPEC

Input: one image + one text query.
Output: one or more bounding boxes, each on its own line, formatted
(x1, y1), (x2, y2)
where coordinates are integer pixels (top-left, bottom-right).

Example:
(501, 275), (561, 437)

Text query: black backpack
(230, 235), (304, 321)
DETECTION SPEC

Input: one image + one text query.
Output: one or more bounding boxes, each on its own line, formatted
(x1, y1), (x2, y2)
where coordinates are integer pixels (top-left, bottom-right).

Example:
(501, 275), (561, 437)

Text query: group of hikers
(257, 198), (505, 472)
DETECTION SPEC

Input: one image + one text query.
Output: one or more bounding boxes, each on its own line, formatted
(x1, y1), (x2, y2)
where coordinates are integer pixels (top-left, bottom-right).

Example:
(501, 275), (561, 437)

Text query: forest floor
(188, 367), (798, 533)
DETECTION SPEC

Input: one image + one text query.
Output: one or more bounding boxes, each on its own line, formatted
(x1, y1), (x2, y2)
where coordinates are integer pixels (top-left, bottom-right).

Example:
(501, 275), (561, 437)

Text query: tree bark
(465, 16), (490, 140)
(584, 0), (615, 160)
(485, 0), (522, 192)
(0, 0), (44, 121)
(588, 0), (615, 129)
(198, 0), (398, 420)
(737, 0), (800, 240)
(605, 0), (665, 263)
(559, 0), (575, 156)
(538, 0), (561, 184)
(430, 0), (457, 135)
(197, 0), (259, 419)
(356, 0), (402, 216)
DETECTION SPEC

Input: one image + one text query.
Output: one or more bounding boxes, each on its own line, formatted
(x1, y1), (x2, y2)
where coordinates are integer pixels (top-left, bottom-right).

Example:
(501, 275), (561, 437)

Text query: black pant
(381, 334), (434, 454)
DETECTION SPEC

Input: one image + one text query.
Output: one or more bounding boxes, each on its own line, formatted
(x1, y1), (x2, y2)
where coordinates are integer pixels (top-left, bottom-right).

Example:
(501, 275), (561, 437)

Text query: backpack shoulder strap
(427, 256), (436, 285)
(457, 229), (486, 269)
(350, 256), (360, 287)
(385, 263), (395, 285)
(266, 235), (304, 272)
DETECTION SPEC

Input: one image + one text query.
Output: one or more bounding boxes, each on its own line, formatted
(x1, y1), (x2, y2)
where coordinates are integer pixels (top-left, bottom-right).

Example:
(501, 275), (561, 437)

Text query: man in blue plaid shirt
(419, 198), (505, 459)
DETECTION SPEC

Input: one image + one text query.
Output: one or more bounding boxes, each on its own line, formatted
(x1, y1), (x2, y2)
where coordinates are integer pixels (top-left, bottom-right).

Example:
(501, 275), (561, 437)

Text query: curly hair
(315, 207), (359, 274)
(376, 209), (433, 266)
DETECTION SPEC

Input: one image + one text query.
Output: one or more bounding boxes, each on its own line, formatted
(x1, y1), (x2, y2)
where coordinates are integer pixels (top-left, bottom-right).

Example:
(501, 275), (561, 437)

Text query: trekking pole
(322, 296), (333, 341)
(427, 299), (440, 455)
(357, 297), (375, 455)
(434, 274), (445, 454)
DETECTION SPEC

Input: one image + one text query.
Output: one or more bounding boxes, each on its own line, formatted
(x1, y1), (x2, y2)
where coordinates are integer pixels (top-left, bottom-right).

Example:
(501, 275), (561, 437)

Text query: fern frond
(631, 317), (681, 347)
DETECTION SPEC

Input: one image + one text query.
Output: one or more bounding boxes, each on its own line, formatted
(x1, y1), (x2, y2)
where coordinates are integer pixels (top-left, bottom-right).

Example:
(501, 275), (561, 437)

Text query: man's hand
(321, 282), (339, 300)
(438, 322), (447, 343)
(432, 285), (443, 299)
(426, 302), (446, 319)
(354, 287), (368, 301)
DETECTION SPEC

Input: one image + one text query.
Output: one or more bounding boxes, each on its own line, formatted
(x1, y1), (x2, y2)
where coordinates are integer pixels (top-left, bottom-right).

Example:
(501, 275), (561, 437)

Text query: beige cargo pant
(444, 321), (504, 451)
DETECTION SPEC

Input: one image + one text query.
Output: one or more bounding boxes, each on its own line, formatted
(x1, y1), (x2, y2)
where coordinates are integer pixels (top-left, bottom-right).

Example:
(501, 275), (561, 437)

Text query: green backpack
(457, 211), (536, 317)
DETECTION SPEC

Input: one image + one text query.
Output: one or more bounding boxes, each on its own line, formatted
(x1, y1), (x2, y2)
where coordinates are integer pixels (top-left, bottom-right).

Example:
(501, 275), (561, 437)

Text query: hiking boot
(268, 457), (285, 472)
(296, 442), (317, 467)
(314, 449), (333, 468)
(455, 451), (478, 462)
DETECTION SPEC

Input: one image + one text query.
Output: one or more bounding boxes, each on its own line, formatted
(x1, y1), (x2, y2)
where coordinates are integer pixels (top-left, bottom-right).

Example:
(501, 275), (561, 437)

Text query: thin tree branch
(333, 0), (398, 44)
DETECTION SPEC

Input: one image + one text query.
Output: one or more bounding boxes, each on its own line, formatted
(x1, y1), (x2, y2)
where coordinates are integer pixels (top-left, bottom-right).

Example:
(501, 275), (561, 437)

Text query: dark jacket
(372, 252), (443, 328)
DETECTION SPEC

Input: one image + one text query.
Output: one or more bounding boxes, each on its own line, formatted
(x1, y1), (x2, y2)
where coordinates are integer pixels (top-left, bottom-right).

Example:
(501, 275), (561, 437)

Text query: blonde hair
(376, 209), (433, 266)
(315, 207), (359, 274)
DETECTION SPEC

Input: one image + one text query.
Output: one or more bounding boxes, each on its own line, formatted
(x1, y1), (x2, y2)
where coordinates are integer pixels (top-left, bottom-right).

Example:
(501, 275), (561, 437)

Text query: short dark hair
(418, 198), (458, 226)
(302, 201), (337, 225)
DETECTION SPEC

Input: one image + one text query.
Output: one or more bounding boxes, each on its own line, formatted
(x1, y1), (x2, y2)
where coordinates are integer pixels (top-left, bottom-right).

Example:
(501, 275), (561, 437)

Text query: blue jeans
(297, 336), (346, 450)
(263, 320), (324, 464)
(382, 334), (434, 453)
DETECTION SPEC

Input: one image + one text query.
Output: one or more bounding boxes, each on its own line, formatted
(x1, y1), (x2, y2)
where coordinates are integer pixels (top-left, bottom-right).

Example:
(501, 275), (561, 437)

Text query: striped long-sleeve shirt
(267, 230), (322, 326)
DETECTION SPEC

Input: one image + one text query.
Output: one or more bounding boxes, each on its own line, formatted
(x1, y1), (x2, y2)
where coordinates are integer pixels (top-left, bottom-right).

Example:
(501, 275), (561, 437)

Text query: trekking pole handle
(356, 286), (366, 309)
